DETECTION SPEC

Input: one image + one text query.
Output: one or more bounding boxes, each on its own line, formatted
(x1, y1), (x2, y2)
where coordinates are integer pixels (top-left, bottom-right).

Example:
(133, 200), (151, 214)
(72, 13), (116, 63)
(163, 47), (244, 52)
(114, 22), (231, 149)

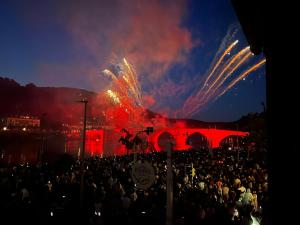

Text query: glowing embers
(106, 90), (121, 105)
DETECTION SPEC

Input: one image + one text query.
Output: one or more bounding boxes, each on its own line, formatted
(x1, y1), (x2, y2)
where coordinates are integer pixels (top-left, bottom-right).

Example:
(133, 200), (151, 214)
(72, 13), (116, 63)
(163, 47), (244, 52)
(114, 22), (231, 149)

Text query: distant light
(242, 78), (246, 81)
(3, 127), (7, 131)
(141, 211), (146, 214)
(95, 211), (101, 216)
(22, 127), (26, 131)
(228, 147), (232, 150)
(62, 195), (66, 198)
(50, 212), (53, 217)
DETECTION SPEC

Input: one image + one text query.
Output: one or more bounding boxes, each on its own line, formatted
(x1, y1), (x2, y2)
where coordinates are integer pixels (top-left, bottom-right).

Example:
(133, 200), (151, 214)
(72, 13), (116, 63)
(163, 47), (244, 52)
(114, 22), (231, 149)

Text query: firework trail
(180, 39), (243, 117)
(179, 35), (265, 118)
(122, 58), (143, 106)
(103, 58), (143, 107)
(202, 46), (250, 97)
(197, 24), (239, 87)
(100, 26), (265, 122)
(101, 58), (147, 127)
(216, 59), (266, 100)
(202, 40), (239, 88)
(200, 47), (252, 104)
(103, 69), (128, 96)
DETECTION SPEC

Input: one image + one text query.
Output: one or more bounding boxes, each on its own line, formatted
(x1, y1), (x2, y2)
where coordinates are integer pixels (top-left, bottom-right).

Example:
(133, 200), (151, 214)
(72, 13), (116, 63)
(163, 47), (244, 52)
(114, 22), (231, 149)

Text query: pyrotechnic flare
(202, 40), (239, 88)
(101, 58), (146, 128)
(187, 40), (242, 114)
(216, 59), (266, 100)
(202, 46), (250, 97)
(202, 50), (253, 103)
(123, 58), (142, 105)
(102, 59), (143, 107)
(179, 37), (265, 118)
(106, 90), (121, 105)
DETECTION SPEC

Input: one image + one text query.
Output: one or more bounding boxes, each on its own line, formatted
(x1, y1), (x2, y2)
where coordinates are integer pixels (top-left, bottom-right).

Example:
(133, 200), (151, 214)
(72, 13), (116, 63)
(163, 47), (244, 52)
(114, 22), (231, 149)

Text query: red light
(66, 128), (248, 156)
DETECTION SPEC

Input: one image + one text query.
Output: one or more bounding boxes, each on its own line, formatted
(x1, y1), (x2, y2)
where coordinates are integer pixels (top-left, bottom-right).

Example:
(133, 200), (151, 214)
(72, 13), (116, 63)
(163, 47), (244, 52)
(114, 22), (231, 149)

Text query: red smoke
(58, 0), (196, 83)
(18, 0), (198, 119)
(142, 95), (156, 108)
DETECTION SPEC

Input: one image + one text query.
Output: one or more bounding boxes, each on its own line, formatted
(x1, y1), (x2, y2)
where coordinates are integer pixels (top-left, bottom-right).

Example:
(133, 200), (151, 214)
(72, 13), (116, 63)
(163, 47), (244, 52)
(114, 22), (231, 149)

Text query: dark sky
(0, 0), (265, 122)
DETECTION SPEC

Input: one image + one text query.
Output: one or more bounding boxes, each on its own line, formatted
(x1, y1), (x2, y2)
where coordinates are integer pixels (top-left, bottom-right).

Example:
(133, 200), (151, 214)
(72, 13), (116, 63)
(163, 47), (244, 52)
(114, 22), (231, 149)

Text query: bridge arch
(219, 135), (246, 148)
(186, 132), (209, 149)
(148, 128), (249, 152)
(157, 131), (175, 151)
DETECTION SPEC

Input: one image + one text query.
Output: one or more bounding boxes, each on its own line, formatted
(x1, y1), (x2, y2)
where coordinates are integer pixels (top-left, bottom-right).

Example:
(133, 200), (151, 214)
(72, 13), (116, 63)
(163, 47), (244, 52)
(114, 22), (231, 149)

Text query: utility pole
(77, 98), (88, 208)
(166, 141), (173, 225)
(237, 139), (240, 162)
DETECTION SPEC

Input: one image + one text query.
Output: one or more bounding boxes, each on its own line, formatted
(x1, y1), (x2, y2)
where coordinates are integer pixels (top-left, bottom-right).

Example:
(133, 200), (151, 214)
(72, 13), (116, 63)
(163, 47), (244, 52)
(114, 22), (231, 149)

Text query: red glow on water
(66, 130), (104, 157)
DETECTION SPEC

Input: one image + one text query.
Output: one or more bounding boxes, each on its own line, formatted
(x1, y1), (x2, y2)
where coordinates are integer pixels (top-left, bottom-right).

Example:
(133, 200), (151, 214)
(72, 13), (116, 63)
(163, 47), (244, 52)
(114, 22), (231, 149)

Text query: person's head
(177, 183), (182, 189)
(131, 192), (137, 201)
(198, 182), (205, 191)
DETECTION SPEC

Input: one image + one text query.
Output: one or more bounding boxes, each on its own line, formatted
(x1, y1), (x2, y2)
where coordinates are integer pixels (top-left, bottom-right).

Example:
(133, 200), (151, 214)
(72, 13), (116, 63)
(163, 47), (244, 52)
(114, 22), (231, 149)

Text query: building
(1, 116), (40, 130)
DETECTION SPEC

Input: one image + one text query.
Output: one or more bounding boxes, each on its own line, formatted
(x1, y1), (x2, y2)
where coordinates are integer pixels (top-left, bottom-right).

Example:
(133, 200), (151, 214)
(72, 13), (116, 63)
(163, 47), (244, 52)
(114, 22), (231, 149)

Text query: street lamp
(76, 98), (88, 208)
(166, 140), (174, 225)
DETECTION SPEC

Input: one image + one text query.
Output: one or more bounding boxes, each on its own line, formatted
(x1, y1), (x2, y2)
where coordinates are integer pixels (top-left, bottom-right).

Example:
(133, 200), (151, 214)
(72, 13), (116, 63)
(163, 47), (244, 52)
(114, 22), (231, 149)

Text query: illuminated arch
(219, 135), (245, 148)
(157, 132), (175, 151)
(135, 128), (248, 153)
(186, 132), (209, 149)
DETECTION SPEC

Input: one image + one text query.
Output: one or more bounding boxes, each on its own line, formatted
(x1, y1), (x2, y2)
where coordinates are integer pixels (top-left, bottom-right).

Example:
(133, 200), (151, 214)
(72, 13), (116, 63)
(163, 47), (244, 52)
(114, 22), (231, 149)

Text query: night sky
(0, 0), (265, 122)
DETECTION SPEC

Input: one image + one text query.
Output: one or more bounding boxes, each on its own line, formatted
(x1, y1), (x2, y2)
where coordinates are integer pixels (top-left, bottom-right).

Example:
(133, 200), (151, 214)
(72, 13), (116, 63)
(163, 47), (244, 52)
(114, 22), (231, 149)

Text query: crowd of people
(0, 147), (268, 225)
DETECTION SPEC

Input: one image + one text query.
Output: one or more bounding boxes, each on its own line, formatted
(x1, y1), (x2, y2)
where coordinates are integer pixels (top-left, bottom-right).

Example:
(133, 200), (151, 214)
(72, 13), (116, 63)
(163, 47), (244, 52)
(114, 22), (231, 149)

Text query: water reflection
(0, 130), (104, 164)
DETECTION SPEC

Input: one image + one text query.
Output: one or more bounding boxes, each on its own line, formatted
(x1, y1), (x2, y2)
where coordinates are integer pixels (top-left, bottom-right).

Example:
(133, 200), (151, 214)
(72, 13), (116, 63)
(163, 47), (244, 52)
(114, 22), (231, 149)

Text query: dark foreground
(0, 148), (268, 225)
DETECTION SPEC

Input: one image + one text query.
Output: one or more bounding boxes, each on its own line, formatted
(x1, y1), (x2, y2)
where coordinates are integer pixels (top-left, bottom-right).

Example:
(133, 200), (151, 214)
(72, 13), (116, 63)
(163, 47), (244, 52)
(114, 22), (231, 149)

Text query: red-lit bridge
(78, 128), (249, 156)
(148, 128), (249, 151)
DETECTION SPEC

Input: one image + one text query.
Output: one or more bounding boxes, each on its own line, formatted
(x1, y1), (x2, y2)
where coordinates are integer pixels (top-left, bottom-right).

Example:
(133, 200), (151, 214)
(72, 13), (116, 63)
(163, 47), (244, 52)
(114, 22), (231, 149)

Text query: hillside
(0, 77), (99, 128)
(0, 77), (264, 131)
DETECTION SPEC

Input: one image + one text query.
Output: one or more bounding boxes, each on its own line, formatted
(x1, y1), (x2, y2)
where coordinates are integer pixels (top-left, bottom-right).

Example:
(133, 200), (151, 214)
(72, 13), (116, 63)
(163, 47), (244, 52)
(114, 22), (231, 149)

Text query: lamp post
(166, 140), (173, 225)
(77, 98), (88, 208)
